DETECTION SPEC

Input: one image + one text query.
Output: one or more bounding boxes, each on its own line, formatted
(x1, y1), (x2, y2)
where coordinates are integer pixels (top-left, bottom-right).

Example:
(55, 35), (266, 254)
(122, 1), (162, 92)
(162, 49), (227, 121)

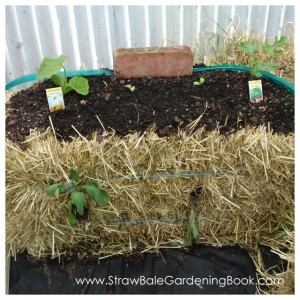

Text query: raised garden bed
(6, 66), (294, 144)
(6, 64), (295, 294)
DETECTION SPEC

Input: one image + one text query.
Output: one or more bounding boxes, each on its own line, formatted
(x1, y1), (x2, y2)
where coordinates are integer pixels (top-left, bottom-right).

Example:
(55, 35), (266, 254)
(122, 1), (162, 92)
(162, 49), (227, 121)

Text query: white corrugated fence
(5, 5), (294, 83)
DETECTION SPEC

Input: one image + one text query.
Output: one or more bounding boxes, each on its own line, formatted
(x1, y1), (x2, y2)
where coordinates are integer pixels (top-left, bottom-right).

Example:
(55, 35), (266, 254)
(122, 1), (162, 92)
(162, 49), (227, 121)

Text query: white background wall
(5, 5), (294, 83)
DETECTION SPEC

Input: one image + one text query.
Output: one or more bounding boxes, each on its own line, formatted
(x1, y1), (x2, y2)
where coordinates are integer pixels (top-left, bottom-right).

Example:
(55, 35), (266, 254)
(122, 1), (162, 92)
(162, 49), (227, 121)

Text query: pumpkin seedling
(193, 77), (205, 86)
(125, 84), (136, 92)
(37, 55), (89, 96)
(44, 169), (109, 226)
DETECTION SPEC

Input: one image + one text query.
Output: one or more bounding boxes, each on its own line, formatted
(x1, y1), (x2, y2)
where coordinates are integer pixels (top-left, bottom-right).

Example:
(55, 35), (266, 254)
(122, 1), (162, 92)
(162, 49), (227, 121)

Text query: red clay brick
(113, 46), (193, 78)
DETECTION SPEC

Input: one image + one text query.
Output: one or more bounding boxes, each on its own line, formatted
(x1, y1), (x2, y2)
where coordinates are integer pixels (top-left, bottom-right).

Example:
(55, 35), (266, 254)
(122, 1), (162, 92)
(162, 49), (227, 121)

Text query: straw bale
(6, 126), (294, 294)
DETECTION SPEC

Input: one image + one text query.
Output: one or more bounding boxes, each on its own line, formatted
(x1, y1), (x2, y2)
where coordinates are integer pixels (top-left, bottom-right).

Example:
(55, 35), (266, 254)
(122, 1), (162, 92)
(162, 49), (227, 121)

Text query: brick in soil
(6, 70), (294, 144)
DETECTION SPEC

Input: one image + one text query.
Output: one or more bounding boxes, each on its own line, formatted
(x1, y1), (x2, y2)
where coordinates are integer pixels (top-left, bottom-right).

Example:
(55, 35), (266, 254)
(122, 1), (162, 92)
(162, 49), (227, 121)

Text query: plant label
(46, 87), (65, 112)
(248, 80), (263, 104)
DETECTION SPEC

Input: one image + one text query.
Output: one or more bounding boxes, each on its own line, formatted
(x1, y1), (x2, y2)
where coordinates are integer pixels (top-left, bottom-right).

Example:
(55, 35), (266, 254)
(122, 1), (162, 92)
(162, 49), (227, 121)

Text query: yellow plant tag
(248, 80), (263, 104)
(46, 87), (65, 112)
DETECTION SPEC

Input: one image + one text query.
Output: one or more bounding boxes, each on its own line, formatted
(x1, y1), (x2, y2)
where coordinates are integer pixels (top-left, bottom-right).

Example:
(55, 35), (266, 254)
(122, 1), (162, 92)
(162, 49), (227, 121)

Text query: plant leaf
(69, 169), (80, 183)
(199, 78), (205, 84)
(84, 181), (109, 206)
(251, 69), (262, 78)
(70, 191), (86, 215)
(248, 57), (262, 77)
(45, 183), (63, 198)
(185, 208), (199, 245)
(54, 187), (60, 199)
(67, 211), (78, 226)
(249, 57), (257, 65)
(50, 74), (66, 88)
(190, 208), (199, 241)
(191, 224), (200, 240)
(67, 76), (89, 95)
(59, 184), (68, 193)
(37, 55), (68, 81)
(263, 36), (287, 56)
(125, 84), (136, 92)
(186, 228), (193, 246)
(273, 36), (287, 47)
(238, 40), (258, 54)
(257, 61), (276, 73)
(193, 82), (200, 86)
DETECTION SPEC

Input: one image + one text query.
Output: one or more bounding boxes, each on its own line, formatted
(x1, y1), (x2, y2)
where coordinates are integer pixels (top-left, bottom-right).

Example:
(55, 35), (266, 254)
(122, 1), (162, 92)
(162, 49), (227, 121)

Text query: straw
(6, 126), (293, 268)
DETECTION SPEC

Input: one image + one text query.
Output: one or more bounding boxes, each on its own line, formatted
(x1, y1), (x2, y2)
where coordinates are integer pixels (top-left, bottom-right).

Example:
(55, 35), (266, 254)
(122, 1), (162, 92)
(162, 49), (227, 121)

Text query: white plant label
(248, 80), (263, 104)
(46, 87), (65, 112)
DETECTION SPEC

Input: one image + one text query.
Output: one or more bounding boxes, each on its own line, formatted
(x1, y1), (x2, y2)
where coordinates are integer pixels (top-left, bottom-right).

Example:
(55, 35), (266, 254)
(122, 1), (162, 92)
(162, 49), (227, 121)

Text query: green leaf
(54, 187), (60, 199)
(190, 208), (199, 241)
(264, 61), (277, 72)
(62, 84), (73, 96)
(185, 208), (199, 245)
(59, 184), (68, 193)
(252, 70), (262, 78)
(274, 36), (287, 47)
(257, 61), (276, 73)
(248, 57), (262, 77)
(69, 169), (80, 183)
(45, 183), (63, 198)
(186, 228), (193, 246)
(37, 55), (68, 81)
(84, 181), (109, 206)
(250, 67), (262, 78)
(50, 74), (66, 88)
(249, 57), (257, 65)
(67, 211), (78, 226)
(67, 76), (89, 95)
(191, 224), (200, 240)
(238, 40), (259, 54)
(125, 84), (136, 92)
(199, 78), (205, 84)
(70, 191), (86, 215)
(263, 36), (287, 56)
(193, 82), (200, 86)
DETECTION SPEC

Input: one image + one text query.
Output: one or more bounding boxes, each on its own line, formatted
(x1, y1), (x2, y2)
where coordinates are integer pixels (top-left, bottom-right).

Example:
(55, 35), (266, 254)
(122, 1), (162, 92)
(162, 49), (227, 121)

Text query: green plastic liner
(5, 65), (294, 94)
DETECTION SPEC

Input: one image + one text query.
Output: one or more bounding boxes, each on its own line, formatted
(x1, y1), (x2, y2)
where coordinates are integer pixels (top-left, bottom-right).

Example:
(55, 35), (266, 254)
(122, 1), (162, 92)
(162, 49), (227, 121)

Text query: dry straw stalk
(6, 125), (294, 293)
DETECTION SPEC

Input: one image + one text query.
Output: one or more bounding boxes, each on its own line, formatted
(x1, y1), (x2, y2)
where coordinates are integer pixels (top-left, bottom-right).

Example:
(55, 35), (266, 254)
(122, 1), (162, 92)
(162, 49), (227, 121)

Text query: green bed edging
(5, 69), (113, 91)
(5, 65), (294, 94)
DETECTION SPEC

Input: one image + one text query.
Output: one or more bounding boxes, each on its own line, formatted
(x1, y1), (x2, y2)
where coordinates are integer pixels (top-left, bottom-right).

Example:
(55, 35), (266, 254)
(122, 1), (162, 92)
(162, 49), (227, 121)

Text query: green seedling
(193, 77), (205, 86)
(125, 84), (136, 92)
(238, 36), (287, 77)
(45, 169), (109, 226)
(185, 208), (200, 246)
(37, 55), (89, 96)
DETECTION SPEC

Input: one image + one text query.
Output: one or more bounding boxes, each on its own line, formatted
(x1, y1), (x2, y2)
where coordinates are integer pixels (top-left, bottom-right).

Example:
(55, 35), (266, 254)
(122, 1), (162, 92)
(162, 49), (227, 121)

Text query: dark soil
(6, 70), (294, 144)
